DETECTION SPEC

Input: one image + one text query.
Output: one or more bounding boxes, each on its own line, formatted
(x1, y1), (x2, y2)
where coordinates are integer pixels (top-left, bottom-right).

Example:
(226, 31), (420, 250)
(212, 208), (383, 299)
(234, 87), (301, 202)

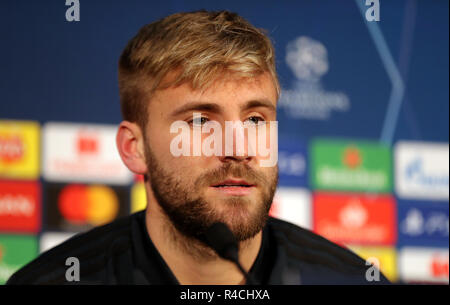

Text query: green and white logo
(310, 139), (392, 192)
(0, 235), (38, 284)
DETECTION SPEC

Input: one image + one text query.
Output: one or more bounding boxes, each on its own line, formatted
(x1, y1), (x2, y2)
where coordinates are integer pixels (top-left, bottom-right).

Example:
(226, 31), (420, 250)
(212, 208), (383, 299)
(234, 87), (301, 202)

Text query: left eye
(189, 117), (209, 126)
(245, 116), (266, 125)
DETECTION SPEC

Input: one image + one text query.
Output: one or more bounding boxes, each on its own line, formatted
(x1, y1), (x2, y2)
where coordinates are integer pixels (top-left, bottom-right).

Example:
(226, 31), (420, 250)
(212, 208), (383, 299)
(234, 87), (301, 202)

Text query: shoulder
(7, 213), (138, 285)
(267, 217), (366, 268)
(266, 217), (390, 284)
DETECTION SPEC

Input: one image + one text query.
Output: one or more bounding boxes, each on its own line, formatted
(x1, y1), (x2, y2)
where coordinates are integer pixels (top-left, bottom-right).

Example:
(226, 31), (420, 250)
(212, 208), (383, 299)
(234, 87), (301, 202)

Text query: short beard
(144, 145), (278, 252)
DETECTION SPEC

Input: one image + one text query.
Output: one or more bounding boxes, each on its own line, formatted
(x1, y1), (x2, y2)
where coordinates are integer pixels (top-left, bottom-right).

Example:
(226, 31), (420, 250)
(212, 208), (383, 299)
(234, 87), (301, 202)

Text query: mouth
(211, 179), (254, 188)
(210, 179), (255, 196)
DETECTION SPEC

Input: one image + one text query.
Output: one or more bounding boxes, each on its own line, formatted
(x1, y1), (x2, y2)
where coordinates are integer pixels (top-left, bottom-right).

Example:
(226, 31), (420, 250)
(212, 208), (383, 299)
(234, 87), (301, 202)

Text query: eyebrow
(242, 99), (276, 113)
(170, 99), (276, 117)
(170, 102), (222, 117)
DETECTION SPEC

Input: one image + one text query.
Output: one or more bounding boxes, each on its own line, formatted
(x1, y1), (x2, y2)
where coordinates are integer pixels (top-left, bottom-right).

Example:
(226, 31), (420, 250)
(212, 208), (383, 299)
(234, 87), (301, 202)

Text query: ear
(116, 121), (148, 175)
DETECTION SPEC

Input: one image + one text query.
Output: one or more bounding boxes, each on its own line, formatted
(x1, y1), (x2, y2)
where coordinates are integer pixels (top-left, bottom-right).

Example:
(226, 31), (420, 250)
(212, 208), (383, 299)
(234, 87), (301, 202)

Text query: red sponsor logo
(431, 255), (449, 278)
(76, 131), (99, 155)
(0, 134), (24, 163)
(313, 192), (396, 245)
(0, 181), (41, 233)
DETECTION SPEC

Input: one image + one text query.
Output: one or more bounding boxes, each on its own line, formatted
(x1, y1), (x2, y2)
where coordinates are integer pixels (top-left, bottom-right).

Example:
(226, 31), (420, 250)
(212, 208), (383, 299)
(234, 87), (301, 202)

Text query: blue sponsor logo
(405, 158), (449, 188)
(278, 140), (308, 187)
(398, 200), (449, 247)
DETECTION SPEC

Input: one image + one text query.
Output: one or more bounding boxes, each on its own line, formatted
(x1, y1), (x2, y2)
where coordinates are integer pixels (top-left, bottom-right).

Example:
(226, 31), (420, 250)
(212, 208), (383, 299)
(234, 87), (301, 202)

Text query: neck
(144, 187), (262, 285)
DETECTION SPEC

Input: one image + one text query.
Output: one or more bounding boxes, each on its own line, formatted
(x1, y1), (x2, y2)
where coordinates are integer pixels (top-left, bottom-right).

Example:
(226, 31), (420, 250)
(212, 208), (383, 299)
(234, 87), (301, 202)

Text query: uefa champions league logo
(279, 36), (350, 120)
(286, 36), (329, 83)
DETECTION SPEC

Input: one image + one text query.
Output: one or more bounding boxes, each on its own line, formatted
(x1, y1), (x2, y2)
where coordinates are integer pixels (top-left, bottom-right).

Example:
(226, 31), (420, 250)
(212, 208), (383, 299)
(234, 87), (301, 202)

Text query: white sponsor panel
(270, 187), (311, 229)
(399, 247), (449, 283)
(395, 141), (449, 200)
(40, 232), (76, 253)
(42, 122), (133, 185)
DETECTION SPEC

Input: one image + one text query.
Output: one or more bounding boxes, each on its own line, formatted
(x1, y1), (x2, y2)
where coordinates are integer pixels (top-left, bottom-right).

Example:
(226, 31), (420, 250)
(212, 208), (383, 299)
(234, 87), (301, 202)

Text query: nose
(218, 120), (254, 164)
(219, 154), (252, 164)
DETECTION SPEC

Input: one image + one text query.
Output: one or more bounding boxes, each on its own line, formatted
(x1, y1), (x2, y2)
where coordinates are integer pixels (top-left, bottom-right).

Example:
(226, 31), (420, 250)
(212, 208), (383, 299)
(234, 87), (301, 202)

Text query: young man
(8, 10), (389, 285)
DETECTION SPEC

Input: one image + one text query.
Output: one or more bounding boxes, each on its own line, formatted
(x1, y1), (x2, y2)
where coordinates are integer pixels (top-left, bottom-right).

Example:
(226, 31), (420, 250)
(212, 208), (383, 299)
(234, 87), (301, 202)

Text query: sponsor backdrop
(0, 0), (448, 284)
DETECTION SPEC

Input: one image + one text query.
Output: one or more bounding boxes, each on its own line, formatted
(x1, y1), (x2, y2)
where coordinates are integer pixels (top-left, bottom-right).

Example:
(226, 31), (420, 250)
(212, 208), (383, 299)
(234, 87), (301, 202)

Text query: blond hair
(118, 10), (279, 128)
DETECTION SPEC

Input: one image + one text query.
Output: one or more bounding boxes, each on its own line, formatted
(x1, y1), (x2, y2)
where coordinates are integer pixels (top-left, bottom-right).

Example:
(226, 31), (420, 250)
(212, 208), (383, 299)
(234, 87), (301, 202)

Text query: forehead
(149, 72), (278, 114)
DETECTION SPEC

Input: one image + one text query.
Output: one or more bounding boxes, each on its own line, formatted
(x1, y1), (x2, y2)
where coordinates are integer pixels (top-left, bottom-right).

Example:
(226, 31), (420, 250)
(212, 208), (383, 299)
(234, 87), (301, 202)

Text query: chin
(215, 200), (264, 230)
(211, 196), (254, 214)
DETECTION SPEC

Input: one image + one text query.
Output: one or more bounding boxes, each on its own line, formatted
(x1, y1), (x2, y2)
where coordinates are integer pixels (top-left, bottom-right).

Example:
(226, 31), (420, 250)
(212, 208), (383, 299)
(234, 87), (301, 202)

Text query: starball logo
(278, 36), (350, 121)
(169, 113), (278, 167)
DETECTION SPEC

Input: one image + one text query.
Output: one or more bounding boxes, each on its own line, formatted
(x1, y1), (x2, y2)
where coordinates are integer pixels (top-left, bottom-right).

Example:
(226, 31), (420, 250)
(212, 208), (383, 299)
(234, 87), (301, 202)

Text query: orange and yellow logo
(58, 184), (119, 226)
(0, 120), (40, 179)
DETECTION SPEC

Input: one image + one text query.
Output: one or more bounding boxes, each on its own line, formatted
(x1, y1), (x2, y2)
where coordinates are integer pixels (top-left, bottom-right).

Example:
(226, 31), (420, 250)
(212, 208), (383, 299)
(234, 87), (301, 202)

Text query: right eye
(188, 116), (209, 126)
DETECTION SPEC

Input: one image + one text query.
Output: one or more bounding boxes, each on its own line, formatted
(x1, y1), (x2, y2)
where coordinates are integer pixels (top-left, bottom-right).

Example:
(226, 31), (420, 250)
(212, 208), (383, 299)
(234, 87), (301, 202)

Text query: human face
(143, 72), (278, 242)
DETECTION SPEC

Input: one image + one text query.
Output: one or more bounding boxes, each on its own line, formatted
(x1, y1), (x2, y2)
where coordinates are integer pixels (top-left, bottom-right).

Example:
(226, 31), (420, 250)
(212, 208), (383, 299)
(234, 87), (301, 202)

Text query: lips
(211, 179), (254, 188)
(210, 179), (255, 196)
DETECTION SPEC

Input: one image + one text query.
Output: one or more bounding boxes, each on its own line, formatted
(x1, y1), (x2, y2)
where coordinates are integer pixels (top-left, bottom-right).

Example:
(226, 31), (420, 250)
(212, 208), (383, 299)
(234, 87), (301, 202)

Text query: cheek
(254, 125), (277, 159)
(146, 123), (166, 146)
(147, 124), (180, 158)
(260, 165), (278, 182)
